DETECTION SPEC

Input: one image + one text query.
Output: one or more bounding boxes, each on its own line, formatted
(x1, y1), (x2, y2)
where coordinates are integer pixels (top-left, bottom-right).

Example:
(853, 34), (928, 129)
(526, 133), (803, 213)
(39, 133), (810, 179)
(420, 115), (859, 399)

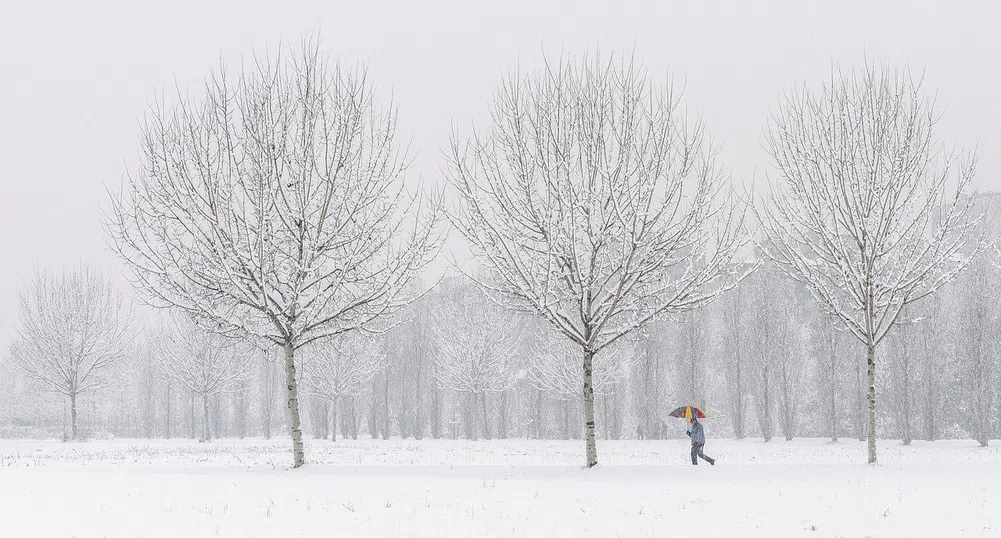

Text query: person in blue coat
(687, 416), (715, 465)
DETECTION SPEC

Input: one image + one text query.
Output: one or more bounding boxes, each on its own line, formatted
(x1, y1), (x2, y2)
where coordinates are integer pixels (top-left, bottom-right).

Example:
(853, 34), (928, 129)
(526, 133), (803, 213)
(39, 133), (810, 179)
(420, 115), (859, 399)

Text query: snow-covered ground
(1, 438), (999, 537)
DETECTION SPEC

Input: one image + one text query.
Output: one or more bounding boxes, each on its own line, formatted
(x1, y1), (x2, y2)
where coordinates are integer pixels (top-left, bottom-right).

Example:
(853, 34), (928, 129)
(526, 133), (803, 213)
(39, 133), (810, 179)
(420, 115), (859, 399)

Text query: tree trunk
(582, 348), (598, 468)
(283, 340), (305, 468)
(922, 330), (936, 442)
(330, 397), (338, 442)
(70, 391), (78, 441)
(866, 342), (877, 464)
(855, 355), (866, 442)
(309, 397), (329, 440)
(534, 388), (543, 439)
(562, 398), (571, 439)
(431, 384), (442, 440)
(781, 358), (794, 441)
(143, 373), (155, 439)
(643, 341), (653, 440)
(261, 348), (274, 440)
(480, 392), (491, 440)
(368, 380), (378, 438)
(351, 396), (361, 440)
(235, 386), (247, 439)
(202, 393), (212, 442)
(465, 392), (477, 440)
(381, 372), (390, 440)
(414, 355), (425, 440)
(263, 392), (272, 440)
(759, 367), (772, 442)
(610, 389), (622, 440)
(902, 340), (912, 446)
(165, 380), (172, 439)
(190, 392), (196, 439)
(499, 391), (508, 439)
(734, 358), (744, 439)
(213, 394), (222, 438)
(829, 333), (838, 443)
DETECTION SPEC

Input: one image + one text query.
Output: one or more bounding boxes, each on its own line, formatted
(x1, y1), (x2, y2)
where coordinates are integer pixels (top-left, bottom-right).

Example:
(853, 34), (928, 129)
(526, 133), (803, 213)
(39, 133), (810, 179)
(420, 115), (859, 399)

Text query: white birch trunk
(866, 343), (877, 464)
(582, 348), (597, 468)
(202, 393), (211, 442)
(69, 391), (78, 441)
(330, 397), (338, 442)
(283, 341), (305, 468)
(828, 335), (838, 443)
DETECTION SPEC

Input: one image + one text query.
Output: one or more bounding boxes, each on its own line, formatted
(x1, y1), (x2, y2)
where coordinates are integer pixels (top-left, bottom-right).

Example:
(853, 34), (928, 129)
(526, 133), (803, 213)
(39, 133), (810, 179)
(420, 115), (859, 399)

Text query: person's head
(690, 417), (697, 425)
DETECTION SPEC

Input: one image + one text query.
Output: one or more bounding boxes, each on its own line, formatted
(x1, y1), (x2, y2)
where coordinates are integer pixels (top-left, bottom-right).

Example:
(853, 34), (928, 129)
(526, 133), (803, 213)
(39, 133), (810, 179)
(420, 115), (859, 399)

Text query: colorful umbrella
(668, 406), (707, 420)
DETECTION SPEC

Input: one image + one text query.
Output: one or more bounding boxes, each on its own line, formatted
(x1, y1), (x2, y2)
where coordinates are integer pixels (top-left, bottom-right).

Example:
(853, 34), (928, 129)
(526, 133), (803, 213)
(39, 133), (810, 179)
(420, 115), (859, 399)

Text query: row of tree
(1, 39), (993, 468)
(3, 243), (999, 447)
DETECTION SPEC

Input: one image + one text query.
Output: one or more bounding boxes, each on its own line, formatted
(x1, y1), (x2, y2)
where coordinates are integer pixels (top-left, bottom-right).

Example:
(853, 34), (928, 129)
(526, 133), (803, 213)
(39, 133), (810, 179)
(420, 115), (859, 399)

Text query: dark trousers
(691, 443), (714, 465)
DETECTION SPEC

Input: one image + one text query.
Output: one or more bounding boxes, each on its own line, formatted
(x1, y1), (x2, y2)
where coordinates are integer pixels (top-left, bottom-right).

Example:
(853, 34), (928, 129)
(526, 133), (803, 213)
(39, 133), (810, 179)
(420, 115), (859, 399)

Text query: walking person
(687, 416), (715, 466)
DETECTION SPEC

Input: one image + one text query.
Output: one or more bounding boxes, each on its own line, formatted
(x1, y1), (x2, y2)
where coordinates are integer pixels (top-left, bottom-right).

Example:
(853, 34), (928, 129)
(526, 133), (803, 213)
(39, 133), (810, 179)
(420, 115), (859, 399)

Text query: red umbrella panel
(668, 406), (707, 420)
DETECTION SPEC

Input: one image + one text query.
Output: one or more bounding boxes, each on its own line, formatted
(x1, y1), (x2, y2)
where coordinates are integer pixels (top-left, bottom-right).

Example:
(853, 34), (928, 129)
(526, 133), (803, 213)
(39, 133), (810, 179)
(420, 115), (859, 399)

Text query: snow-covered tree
(107, 39), (441, 466)
(155, 314), (253, 441)
(757, 64), (983, 463)
(916, 296), (950, 441)
(956, 254), (1000, 447)
(809, 313), (852, 443)
(631, 320), (671, 440)
(884, 310), (922, 445)
(718, 280), (750, 439)
(745, 265), (798, 441)
(447, 51), (745, 467)
(777, 312), (806, 441)
(431, 283), (522, 440)
(529, 335), (635, 400)
(257, 346), (283, 440)
(301, 332), (387, 441)
(679, 309), (712, 410)
(10, 263), (134, 440)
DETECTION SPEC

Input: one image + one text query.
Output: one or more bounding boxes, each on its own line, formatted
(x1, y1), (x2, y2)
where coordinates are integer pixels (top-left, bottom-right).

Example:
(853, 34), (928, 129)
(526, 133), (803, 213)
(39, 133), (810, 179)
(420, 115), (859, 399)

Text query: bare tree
(447, 51), (744, 467)
(719, 281), (750, 439)
(746, 266), (795, 442)
(956, 254), (999, 447)
(10, 264), (134, 440)
(528, 335), (635, 401)
(777, 307), (805, 441)
(107, 39), (441, 467)
(885, 311), (922, 445)
(155, 314), (253, 442)
(257, 346), (281, 439)
(918, 301), (948, 441)
(432, 286), (521, 440)
(757, 64), (982, 463)
(301, 332), (386, 441)
(632, 321), (670, 440)
(811, 315), (851, 443)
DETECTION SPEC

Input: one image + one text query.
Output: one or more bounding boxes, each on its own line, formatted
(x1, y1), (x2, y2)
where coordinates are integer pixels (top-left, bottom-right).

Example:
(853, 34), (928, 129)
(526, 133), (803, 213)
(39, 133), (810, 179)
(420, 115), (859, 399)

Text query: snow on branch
(107, 38), (444, 349)
(527, 334), (636, 400)
(756, 63), (985, 347)
(10, 263), (135, 399)
(431, 283), (523, 395)
(155, 312), (254, 398)
(446, 50), (748, 354)
(300, 331), (387, 401)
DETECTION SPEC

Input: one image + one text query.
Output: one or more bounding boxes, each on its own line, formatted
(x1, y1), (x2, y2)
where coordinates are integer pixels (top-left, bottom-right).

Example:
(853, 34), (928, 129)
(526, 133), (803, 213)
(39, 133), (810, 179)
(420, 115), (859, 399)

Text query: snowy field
(1, 438), (1000, 537)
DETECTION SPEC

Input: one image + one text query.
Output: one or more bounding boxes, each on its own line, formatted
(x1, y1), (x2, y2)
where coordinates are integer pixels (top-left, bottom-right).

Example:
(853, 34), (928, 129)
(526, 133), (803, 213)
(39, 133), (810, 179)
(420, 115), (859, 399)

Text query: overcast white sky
(0, 0), (998, 344)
